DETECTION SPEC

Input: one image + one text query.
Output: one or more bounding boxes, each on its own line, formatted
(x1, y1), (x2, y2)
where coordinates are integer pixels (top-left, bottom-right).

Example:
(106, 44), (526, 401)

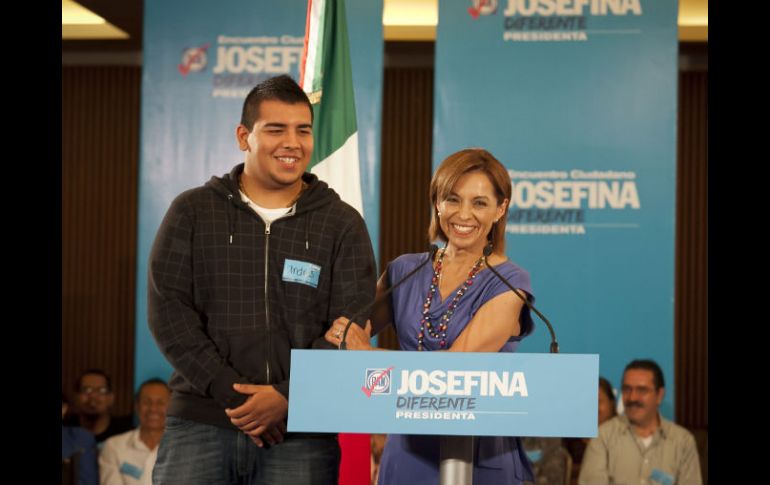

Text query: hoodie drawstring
(226, 194), (236, 244)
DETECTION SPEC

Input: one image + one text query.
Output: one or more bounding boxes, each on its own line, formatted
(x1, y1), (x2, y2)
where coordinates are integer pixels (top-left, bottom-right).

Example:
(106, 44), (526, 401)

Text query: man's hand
(225, 384), (289, 447)
(325, 317), (373, 350)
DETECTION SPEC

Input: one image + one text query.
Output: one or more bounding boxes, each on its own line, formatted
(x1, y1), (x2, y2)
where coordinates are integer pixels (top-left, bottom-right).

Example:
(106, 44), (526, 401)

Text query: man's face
(136, 383), (171, 433)
(621, 369), (664, 427)
(239, 99), (313, 191)
(76, 373), (114, 417)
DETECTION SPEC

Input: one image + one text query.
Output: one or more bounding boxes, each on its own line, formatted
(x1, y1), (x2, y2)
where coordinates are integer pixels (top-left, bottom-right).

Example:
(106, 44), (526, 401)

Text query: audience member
(579, 360), (702, 485)
(65, 369), (134, 445)
(99, 378), (171, 485)
(564, 376), (617, 484)
(522, 436), (571, 485)
(62, 393), (99, 485)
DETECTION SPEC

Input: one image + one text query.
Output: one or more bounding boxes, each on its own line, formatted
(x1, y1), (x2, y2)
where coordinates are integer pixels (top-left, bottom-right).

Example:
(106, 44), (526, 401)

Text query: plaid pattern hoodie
(148, 164), (376, 429)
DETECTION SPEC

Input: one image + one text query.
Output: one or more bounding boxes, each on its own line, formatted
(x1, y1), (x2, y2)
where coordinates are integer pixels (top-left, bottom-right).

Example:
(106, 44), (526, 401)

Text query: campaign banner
(288, 350), (599, 437)
(434, 0), (678, 417)
(134, 0), (383, 386)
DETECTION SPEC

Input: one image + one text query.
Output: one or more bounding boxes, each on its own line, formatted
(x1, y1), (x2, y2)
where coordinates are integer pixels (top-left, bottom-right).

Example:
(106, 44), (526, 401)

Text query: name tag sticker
(119, 462), (143, 479)
(525, 449), (543, 463)
(649, 468), (674, 485)
(283, 259), (321, 288)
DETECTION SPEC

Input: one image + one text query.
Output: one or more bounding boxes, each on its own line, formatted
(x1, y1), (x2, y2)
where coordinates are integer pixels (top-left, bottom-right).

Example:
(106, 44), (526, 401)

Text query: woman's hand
(325, 316), (374, 350)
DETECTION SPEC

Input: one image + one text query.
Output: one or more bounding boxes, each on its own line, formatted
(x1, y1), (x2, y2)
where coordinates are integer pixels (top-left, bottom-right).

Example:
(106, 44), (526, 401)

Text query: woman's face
(598, 387), (616, 425)
(436, 171), (507, 254)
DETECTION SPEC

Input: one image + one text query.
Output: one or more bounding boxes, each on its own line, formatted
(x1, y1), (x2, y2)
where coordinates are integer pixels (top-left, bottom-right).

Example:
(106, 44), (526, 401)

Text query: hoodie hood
(206, 163), (340, 214)
(205, 163), (341, 247)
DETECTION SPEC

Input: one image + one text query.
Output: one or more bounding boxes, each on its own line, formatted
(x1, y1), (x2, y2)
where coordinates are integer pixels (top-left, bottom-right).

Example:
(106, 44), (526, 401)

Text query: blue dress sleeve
(474, 262), (536, 339)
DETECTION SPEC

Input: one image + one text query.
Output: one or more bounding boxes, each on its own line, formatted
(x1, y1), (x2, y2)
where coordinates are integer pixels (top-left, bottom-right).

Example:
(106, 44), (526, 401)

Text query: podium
(288, 350), (598, 484)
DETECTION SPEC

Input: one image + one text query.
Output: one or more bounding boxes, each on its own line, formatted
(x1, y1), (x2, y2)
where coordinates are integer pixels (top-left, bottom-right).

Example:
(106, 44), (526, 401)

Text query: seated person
(579, 360), (701, 485)
(62, 393), (99, 485)
(99, 378), (171, 485)
(65, 369), (134, 445)
(564, 376), (617, 484)
(522, 436), (570, 485)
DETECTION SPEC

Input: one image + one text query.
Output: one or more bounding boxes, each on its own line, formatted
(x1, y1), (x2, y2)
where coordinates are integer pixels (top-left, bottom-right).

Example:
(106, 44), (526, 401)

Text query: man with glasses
(64, 369), (134, 445)
(579, 359), (702, 485)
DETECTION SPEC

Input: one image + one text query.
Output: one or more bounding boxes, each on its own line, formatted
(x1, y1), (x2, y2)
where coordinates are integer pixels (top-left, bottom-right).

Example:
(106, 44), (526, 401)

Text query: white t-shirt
(98, 428), (157, 485)
(239, 189), (293, 223)
(638, 434), (654, 449)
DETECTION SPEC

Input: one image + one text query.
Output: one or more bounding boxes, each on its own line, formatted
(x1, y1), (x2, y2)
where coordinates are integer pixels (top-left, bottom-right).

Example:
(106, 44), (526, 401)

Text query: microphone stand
(482, 246), (560, 354)
(438, 247), (561, 485)
(339, 245), (439, 350)
(440, 436), (474, 485)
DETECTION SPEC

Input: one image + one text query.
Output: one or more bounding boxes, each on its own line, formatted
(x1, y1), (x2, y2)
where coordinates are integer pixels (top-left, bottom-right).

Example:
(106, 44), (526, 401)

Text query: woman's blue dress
(377, 252), (537, 485)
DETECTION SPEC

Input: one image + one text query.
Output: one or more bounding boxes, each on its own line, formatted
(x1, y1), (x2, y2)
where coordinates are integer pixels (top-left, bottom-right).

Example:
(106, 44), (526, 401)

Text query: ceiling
(62, 0), (707, 54)
(62, 0), (143, 52)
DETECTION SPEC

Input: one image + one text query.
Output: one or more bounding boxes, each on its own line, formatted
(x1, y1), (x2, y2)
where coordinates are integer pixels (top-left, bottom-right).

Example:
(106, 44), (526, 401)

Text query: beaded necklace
(417, 248), (486, 350)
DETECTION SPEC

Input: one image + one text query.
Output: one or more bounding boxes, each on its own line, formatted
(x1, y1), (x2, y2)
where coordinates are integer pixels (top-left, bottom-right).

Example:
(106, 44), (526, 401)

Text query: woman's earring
(437, 211), (442, 217)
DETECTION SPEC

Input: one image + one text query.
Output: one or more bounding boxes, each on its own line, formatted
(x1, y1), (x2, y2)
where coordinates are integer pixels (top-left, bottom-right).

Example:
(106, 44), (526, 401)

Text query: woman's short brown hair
(428, 148), (511, 253)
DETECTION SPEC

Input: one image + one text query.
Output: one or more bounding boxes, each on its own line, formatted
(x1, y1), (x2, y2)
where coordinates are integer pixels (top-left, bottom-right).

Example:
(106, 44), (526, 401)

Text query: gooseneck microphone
(339, 244), (440, 350)
(482, 245), (560, 353)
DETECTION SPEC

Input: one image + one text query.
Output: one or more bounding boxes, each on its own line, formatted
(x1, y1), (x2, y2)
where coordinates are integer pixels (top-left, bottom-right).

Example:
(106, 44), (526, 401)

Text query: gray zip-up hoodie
(148, 163), (376, 429)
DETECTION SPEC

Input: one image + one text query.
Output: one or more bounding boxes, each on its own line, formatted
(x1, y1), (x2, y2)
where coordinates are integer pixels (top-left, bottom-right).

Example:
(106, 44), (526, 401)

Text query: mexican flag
(300, 0), (363, 215)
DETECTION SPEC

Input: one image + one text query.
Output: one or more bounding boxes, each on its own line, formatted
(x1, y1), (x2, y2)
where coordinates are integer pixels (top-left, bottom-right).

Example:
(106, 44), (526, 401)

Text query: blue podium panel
(288, 350), (599, 437)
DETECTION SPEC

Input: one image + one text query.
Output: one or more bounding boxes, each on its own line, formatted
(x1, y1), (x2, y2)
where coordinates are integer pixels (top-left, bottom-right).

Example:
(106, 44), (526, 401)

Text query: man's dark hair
(135, 377), (170, 402)
(240, 74), (313, 129)
(75, 368), (112, 392)
(624, 359), (665, 390)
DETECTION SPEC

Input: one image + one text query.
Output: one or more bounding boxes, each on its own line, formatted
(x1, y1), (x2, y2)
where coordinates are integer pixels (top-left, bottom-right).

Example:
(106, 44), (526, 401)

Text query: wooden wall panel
(62, 66), (140, 415)
(378, 64), (434, 350)
(675, 71), (708, 429)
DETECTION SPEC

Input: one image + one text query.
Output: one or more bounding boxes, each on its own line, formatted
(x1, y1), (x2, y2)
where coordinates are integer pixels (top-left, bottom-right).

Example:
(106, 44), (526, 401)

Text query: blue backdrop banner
(433, 0), (678, 417)
(135, 0), (383, 388)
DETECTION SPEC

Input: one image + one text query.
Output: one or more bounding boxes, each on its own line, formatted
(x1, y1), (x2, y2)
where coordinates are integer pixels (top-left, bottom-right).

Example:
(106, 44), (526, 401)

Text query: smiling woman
(326, 148), (538, 484)
(429, 149), (510, 256)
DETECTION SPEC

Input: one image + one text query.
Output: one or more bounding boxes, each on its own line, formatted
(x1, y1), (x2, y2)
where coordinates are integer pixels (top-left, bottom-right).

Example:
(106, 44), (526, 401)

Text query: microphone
(339, 244), (440, 350)
(482, 245), (560, 354)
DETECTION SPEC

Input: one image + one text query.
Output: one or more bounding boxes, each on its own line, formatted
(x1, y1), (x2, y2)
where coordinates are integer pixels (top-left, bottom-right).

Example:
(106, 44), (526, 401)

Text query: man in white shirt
(99, 378), (171, 485)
